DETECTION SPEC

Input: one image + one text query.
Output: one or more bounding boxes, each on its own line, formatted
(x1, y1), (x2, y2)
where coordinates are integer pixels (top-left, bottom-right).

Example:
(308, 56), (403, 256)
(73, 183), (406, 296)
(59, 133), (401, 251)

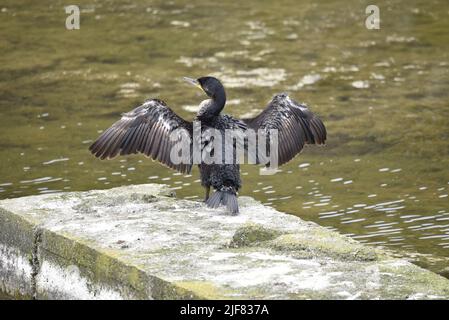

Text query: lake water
(0, 0), (448, 276)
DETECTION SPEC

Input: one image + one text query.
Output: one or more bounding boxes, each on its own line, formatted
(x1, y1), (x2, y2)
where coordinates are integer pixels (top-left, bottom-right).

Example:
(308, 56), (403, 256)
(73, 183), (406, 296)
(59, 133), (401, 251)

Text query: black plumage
(89, 99), (193, 174)
(244, 93), (326, 166)
(89, 76), (326, 215)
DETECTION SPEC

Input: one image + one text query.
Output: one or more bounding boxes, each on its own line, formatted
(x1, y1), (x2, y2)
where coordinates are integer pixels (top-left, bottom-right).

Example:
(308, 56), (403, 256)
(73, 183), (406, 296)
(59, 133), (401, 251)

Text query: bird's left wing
(242, 93), (326, 166)
(89, 99), (193, 174)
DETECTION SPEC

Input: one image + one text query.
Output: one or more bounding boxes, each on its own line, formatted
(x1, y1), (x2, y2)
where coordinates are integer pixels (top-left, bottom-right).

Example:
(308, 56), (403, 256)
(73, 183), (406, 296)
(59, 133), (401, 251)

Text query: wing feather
(89, 99), (193, 174)
(242, 93), (326, 167)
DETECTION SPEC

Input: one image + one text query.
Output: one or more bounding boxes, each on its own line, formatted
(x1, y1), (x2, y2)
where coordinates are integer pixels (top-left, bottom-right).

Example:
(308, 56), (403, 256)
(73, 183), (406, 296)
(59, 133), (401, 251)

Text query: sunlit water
(0, 0), (448, 276)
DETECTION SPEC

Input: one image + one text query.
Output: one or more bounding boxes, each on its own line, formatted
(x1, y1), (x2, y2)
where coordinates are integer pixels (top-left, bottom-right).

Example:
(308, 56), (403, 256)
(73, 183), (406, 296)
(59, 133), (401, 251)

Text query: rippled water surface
(1, 0), (448, 275)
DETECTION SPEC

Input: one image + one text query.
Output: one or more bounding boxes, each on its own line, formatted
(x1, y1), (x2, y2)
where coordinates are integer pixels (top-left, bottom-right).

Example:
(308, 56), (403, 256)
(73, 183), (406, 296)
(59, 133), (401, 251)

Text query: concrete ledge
(1, 184), (449, 300)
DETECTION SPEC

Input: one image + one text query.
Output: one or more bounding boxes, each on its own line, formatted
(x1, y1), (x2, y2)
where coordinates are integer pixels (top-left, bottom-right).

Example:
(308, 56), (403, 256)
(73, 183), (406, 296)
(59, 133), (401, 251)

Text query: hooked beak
(183, 77), (202, 90)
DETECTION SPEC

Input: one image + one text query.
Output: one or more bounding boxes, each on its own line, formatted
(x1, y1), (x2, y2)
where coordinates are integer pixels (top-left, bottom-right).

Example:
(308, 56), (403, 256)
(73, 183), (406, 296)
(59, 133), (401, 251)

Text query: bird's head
(183, 76), (225, 101)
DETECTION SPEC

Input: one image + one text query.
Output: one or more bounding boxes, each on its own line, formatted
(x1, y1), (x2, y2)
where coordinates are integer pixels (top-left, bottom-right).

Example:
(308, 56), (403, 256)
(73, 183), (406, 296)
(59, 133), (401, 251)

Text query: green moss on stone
(269, 233), (377, 262)
(376, 261), (449, 299)
(228, 223), (377, 262)
(229, 224), (283, 248)
(0, 289), (32, 300)
(173, 281), (233, 300)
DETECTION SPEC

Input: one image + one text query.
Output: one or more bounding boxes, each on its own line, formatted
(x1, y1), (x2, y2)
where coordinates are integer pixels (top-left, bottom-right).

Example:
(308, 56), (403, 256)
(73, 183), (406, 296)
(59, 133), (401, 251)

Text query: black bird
(89, 76), (326, 214)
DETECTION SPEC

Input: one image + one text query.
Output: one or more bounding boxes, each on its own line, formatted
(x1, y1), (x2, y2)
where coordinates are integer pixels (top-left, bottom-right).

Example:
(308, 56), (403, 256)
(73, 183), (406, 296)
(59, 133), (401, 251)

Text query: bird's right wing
(242, 93), (326, 166)
(89, 99), (193, 174)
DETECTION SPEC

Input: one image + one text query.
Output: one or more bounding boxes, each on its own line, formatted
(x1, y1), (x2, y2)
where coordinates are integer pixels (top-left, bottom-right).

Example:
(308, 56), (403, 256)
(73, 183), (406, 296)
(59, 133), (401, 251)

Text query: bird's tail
(206, 187), (239, 215)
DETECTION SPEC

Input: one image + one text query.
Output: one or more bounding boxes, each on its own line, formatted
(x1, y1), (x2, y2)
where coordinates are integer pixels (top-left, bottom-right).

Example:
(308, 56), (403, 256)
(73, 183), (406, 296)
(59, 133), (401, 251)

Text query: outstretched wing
(89, 99), (193, 174)
(243, 93), (326, 166)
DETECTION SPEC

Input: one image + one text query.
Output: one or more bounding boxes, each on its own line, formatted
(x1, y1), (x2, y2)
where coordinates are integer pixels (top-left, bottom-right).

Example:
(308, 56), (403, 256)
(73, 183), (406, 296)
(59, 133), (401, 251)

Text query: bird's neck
(197, 90), (226, 120)
(211, 91), (226, 115)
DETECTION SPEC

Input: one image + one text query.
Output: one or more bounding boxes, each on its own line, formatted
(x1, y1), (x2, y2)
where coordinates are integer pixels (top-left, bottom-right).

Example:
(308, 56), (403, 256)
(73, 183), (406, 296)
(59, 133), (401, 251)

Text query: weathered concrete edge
(0, 204), (206, 300)
(2, 185), (449, 300)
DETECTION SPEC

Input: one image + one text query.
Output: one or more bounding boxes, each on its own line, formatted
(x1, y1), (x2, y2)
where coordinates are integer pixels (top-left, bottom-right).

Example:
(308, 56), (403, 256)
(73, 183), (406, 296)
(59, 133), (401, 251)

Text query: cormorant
(89, 76), (326, 215)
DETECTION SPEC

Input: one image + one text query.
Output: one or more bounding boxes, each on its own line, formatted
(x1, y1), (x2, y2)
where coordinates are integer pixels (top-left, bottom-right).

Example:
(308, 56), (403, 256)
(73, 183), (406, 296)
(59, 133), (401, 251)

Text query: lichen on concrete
(1, 183), (449, 300)
(268, 232), (378, 262)
(229, 224), (283, 248)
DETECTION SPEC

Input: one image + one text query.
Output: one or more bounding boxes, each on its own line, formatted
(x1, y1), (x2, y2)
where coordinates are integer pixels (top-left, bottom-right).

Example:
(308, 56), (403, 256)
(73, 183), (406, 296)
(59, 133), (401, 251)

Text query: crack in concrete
(30, 225), (42, 300)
